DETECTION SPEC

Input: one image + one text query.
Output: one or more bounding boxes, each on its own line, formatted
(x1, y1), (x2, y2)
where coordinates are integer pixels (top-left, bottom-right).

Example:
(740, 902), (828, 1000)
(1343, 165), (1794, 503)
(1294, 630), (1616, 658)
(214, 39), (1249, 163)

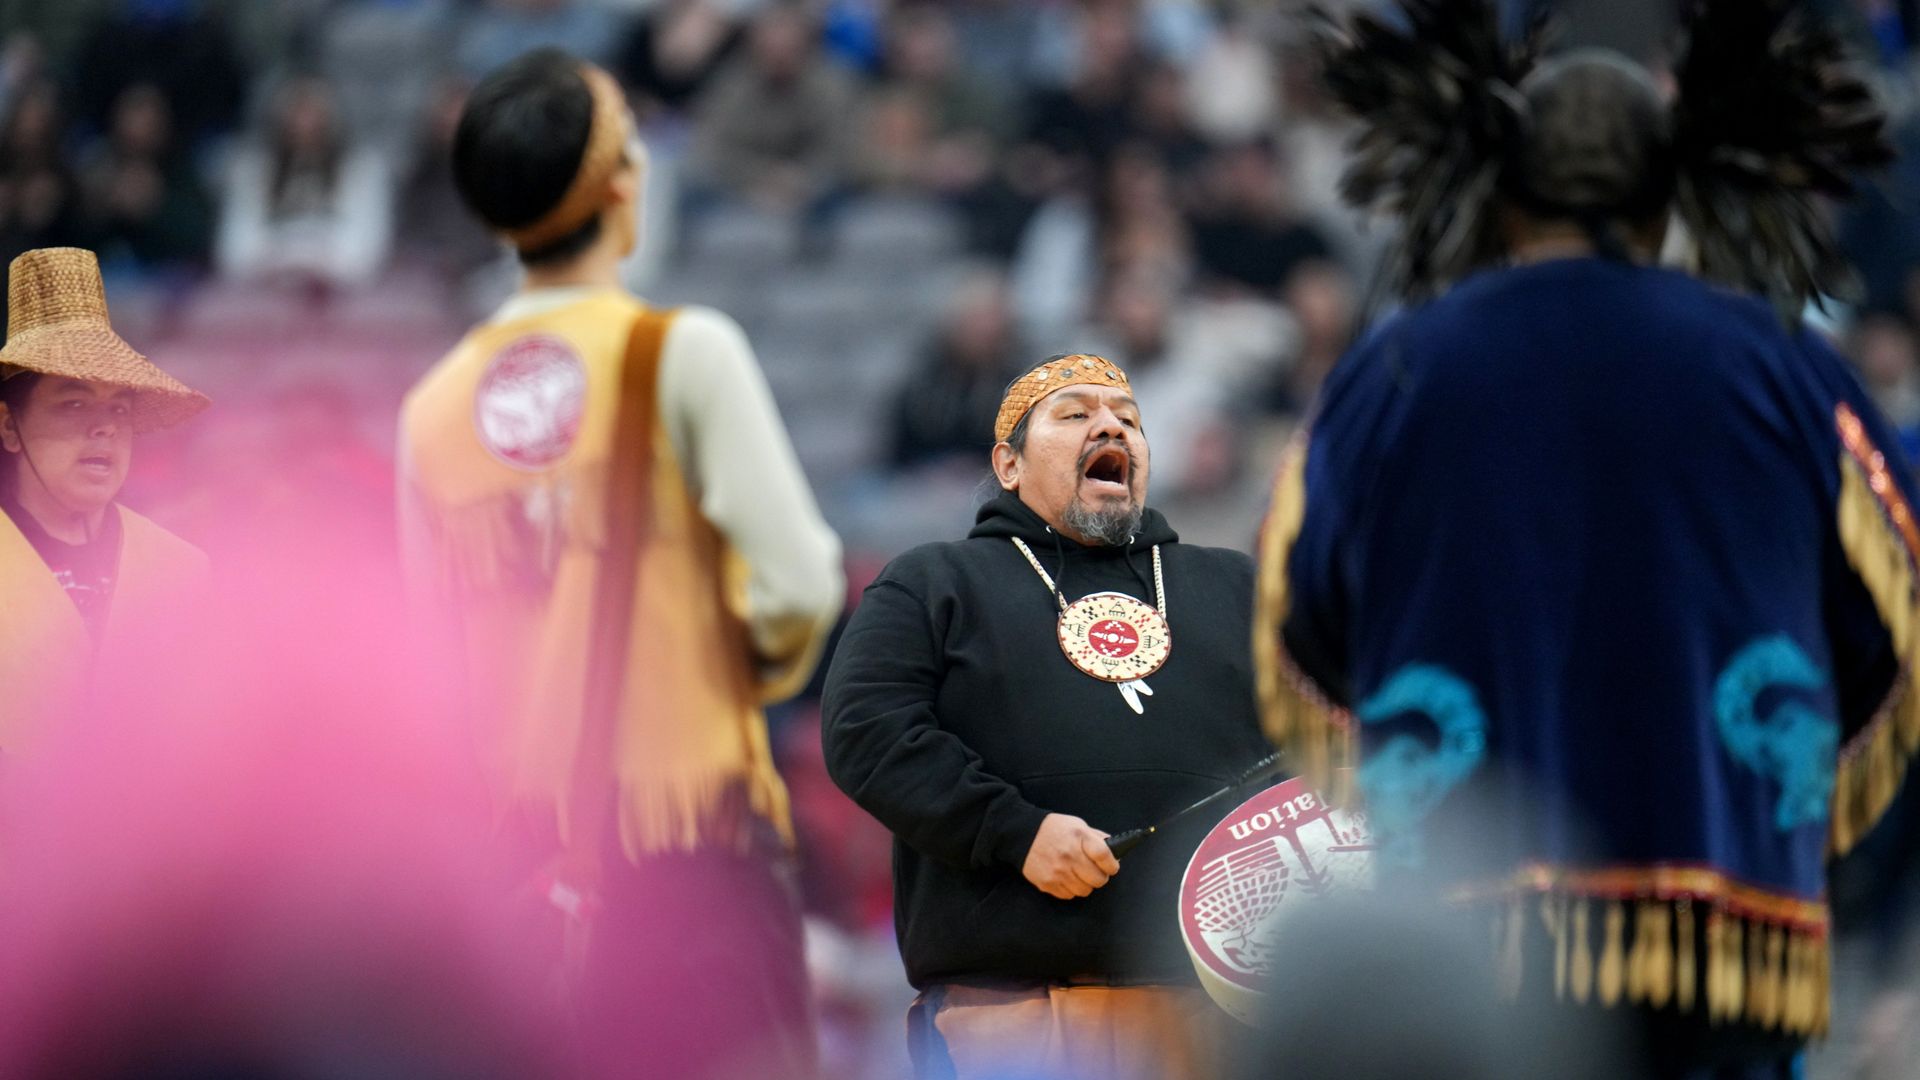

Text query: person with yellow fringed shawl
(396, 49), (843, 1080)
(0, 246), (209, 749)
(1255, 1), (1914, 1077)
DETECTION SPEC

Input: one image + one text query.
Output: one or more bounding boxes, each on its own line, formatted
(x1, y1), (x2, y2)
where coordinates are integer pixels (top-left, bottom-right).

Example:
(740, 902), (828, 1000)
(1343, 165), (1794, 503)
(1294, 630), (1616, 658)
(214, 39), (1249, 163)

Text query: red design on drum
(1179, 777), (1375, 1024)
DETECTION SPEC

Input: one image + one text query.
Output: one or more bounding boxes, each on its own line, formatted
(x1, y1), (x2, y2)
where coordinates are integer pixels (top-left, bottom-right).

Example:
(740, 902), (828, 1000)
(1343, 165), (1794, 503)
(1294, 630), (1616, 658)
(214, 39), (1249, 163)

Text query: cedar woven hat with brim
(0, 247), (208, 432)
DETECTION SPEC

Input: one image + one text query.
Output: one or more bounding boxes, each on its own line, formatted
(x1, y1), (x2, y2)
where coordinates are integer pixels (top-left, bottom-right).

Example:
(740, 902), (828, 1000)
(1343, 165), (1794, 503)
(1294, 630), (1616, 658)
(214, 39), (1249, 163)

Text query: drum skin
(1177, 777), (1375, 1024)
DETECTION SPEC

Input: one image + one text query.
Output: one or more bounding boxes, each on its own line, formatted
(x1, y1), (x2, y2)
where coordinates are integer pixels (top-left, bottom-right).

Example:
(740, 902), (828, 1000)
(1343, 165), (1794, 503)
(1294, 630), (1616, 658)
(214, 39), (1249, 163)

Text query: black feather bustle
(1671, 0), (1894, 318)
(1313, 0), (1548, 302)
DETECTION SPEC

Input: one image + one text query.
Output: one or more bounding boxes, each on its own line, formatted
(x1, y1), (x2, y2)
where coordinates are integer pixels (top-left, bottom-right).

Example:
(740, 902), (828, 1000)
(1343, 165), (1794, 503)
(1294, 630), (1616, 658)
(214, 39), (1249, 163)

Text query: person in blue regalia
(1256, 0), (1916, 1075)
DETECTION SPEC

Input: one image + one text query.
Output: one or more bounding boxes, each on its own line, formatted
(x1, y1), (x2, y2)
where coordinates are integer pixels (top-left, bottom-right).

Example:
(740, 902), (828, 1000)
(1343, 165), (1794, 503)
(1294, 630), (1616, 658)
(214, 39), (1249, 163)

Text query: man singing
(823, 353), (1269, 1080)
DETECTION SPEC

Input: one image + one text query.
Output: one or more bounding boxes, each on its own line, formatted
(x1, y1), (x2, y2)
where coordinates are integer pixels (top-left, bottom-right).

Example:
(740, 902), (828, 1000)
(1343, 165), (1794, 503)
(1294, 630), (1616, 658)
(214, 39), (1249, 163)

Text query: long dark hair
(267, 78), (345, 216)
(0, 372), (41, 501)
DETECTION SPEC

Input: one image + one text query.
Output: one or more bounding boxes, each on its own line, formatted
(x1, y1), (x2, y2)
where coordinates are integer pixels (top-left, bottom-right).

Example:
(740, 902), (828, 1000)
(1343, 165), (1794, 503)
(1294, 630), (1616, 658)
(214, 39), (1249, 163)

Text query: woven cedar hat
(0, 248), (208, 432)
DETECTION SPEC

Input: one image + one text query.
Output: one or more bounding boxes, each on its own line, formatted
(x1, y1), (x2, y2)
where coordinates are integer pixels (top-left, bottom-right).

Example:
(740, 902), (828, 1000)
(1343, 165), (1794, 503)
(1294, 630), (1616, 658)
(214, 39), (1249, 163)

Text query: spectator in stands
(70, 0), (246, 149)
(318, 0), (459, 156)
(0, 31), (47, 129)
(394, 77), (499, 283)
(879, 4), (1015, 163)
(1006, 157), (1099, 345)
(215, 75), (393, 292)
(0, 80), (83, 272)
(455, 0), (620, 79)
(1005, 139), (1194, 345)
(1098, 143), (1191, 287)
(76, 82), (212, 274)
(851, 5), (1009, 219)
(1181, 9), (1276, 145)
(1126, 62), (1211, 190)
(1270, 258), (1356, 415)
(614, 0), (745, 116)
(888, 267), (1021, 469)
(822, 0), (888, 73)
(1840, 110), (1920, 315)
(1020, 0), (1139, 171)
(1850, 310), (1920, 459)
(1080, 268), (1234, 497)
(691, 2), (856, 216)
(1275, 48), (1372, 266)
(853, 88), (938, 196)
(1187, 138), (1336, 299)
(947, 0), (1048, 92)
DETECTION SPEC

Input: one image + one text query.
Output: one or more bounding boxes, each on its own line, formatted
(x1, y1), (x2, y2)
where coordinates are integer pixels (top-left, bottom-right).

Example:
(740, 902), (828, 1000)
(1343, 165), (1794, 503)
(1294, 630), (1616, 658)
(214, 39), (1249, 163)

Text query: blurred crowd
(0, 0), (1376, 547)
(3, 1), (1920, 1077)
(0, 0), (1914, 524)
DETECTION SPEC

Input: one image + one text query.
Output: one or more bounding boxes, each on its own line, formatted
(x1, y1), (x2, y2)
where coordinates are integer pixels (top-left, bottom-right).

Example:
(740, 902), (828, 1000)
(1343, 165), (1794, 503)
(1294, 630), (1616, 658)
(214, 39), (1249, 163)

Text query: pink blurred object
(0, 493), (566, 1080)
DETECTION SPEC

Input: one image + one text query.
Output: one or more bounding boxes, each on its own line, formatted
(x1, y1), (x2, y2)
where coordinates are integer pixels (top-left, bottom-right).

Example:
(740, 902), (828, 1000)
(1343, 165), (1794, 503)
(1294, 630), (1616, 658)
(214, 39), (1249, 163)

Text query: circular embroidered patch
(474, 335), (588, 470)
(1178, 778), (1375, 1025)
(1057, 591), (1170, 683)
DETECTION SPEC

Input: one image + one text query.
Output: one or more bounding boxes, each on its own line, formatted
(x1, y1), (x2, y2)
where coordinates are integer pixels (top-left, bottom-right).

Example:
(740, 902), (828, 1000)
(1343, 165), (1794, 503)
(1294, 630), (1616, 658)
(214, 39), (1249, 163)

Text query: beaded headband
(994, 354), (1132, 444)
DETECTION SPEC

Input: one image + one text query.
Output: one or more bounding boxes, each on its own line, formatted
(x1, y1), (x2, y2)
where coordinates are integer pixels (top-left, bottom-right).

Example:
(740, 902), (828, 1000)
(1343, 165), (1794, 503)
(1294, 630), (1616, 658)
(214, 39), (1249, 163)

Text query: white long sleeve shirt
(488, 287), (845, 672)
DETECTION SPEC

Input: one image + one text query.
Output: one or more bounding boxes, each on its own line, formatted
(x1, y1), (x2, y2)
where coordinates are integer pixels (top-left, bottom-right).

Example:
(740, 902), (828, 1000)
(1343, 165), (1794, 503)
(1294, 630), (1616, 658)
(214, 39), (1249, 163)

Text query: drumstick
(1105, 752), (1286, 858)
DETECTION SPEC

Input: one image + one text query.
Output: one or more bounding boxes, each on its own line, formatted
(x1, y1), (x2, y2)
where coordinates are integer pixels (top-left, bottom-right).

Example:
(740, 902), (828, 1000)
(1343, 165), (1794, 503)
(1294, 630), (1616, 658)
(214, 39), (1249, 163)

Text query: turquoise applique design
(1355, 663), (1488, 867)
(1713, 635), (1838, 832)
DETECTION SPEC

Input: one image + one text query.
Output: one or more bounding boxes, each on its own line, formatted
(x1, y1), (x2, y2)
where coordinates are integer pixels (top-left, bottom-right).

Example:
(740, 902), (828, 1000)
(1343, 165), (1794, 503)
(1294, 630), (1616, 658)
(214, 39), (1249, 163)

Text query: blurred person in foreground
(0, 246), (207, 748)
(823, 353), (1269, 1079)
(0, 451), (562, 1078)
(1258, 0), (1910, 1076)
(397, 48), (843, 1080)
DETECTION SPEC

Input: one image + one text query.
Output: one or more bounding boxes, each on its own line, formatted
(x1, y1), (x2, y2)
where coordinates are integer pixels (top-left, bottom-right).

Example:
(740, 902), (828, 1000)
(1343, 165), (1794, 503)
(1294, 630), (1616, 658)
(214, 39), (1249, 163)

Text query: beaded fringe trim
(1488, 891), (1829, 1037)
(1831, 404), (1920, 855)
(1253, 435), (1355, 804)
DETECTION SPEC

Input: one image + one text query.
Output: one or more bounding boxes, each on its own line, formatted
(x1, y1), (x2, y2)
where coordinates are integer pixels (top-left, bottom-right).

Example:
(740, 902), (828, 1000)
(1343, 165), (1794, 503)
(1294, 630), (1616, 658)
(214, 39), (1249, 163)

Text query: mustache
(1076, 437), (1138, 478)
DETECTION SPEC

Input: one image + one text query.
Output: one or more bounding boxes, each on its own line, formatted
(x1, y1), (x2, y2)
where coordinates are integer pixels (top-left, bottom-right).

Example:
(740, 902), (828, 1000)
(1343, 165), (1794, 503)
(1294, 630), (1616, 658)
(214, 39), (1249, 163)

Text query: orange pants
(907, 983), (1236, 1080)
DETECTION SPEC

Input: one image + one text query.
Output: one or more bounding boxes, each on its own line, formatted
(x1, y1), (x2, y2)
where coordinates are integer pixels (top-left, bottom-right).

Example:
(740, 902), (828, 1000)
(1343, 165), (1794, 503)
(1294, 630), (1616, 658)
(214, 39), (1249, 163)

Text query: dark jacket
(822, 490), (1270, 988)
(1273, 258), (1917, 1060)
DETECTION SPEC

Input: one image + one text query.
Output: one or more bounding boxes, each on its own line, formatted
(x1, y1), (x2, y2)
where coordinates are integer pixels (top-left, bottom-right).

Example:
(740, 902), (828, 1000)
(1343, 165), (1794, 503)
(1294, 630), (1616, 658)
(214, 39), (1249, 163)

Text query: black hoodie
(822, 491), (1270, 988)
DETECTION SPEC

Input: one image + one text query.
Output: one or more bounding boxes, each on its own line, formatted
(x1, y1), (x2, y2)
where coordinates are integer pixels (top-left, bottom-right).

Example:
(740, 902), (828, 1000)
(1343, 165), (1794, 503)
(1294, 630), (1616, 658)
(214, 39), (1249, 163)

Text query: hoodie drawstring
(1047, 527), (1071, 608)
(1122, 539), (1159, 610)
(1041, 525), (1162, 614)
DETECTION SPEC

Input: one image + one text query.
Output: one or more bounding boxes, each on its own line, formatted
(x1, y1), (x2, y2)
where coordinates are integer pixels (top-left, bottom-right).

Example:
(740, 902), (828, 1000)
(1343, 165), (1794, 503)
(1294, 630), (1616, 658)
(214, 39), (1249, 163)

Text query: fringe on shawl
(1252, 434), (1355, 805)
(1831, 403), (1920, 855)
(1467, 864), (1830, 1037)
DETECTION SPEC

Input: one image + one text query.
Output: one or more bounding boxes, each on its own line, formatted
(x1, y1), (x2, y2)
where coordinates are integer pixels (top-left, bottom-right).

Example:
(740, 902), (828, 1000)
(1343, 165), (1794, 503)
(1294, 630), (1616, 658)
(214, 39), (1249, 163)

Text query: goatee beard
(1064, 497), (1143, 546)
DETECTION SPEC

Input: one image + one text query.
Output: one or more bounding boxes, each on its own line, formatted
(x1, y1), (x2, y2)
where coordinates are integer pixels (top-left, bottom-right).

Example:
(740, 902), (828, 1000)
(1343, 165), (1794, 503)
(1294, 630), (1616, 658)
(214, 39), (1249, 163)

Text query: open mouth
(1081, 445), (1131, 494)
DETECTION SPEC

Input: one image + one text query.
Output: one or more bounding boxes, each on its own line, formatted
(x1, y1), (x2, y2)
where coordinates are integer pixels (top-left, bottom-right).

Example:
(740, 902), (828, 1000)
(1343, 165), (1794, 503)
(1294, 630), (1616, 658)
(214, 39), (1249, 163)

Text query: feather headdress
(1671, 0), (1893, 315)
(1314, 0), (1548, 301)
(1317, 0), (1891, 315)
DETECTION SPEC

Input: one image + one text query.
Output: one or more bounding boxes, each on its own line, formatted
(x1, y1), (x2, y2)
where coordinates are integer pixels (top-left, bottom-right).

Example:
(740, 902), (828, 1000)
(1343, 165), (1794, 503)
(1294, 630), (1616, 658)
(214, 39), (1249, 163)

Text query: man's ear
(609, 142), (645, 207)
(0, 403), (20, 454)
(991, 442), (1020, 492)
(608, 169), (638, 207)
